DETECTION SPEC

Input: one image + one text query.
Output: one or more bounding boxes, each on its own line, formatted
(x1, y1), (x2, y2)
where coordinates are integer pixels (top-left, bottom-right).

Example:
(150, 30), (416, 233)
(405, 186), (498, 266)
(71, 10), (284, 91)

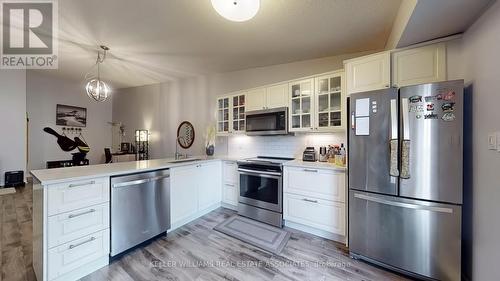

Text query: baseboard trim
(221, 202), (237, 210)
(168, 203), (221, 232)
(284, 220), (346, 244)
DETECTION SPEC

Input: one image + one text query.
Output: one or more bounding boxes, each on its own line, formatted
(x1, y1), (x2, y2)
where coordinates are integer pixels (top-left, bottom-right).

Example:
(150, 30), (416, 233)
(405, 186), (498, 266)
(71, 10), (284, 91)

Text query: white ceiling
(397, 0), (495, 47)
(43, 0), (403, 89)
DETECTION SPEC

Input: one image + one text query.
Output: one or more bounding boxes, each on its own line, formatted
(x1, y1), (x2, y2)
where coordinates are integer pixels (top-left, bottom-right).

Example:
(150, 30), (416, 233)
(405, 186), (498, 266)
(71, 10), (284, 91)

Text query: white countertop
(31, 156), (236, 185)
(31, 155), (346, 185)
(283, 159), (347, 171)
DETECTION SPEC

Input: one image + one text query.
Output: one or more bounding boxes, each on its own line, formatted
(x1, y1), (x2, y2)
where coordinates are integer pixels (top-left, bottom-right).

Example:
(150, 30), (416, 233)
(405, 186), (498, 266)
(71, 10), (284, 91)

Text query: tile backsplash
(224, 133), (346, 159)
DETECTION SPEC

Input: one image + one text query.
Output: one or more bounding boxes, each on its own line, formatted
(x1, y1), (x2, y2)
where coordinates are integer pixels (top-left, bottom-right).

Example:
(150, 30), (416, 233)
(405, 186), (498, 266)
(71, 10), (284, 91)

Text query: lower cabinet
(48, 229), (109, 281)
(35, 177), (111, 281)
(283, 166), (346, 242)
(221, 161), (239, 207)
(198, 162), (223, 211)
(170, 161), (222, 229)
(283, 193), (345, 236)
(170, 165), (199, 224)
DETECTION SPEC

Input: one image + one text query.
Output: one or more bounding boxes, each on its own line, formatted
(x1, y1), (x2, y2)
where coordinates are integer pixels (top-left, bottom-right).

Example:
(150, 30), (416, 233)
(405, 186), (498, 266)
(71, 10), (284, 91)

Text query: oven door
(245, 107), (288, 136)
(238, 168), (282, 212)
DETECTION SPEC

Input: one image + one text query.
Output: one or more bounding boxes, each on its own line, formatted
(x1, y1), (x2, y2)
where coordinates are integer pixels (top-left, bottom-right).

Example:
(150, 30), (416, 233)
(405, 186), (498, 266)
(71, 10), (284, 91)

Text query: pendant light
(211, 0), (260, 22)
(85, 45), (110, 102)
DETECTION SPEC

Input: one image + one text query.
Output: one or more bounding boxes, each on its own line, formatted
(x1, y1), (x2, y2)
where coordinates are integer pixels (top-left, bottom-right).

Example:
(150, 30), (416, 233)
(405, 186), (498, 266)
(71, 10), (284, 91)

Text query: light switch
(488, 133), (497, 150)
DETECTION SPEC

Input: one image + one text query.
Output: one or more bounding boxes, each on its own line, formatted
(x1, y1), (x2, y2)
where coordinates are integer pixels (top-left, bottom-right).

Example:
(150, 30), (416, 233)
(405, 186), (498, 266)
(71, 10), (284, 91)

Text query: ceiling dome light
(211, 0), (260, 22)
(85, 45), (110, 102)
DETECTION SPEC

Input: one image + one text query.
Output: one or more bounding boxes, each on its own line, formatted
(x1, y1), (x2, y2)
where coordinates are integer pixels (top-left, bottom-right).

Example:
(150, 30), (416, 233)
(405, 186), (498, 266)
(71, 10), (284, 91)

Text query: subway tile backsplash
(225, 133), (346, 159)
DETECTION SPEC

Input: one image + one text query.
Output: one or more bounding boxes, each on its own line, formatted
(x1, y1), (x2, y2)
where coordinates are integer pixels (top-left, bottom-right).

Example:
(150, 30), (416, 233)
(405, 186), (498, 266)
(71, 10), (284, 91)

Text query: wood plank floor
(1, 185), (410, 281)
(0, 185), (36, 281)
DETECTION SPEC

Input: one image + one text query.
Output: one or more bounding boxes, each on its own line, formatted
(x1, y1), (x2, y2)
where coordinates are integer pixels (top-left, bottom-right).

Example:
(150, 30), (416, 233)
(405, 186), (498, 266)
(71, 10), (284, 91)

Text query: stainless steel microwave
(245, 107), (288, 136)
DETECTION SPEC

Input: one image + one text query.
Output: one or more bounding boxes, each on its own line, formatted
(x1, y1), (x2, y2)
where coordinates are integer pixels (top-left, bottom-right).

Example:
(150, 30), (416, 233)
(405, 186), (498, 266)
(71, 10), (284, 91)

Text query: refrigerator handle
(354, 193), (453, 214)
(389, 99), (399, 177)
(401, 98), (411, 179)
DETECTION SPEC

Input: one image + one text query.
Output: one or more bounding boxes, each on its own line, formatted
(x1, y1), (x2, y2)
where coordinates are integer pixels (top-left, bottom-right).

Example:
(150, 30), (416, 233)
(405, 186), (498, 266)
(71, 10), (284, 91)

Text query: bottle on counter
(335, 143), (346, 167)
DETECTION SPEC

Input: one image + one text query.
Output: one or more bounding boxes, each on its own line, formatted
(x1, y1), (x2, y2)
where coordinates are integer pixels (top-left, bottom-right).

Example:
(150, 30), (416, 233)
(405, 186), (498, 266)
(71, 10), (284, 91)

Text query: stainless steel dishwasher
(110, 169), (170, 257)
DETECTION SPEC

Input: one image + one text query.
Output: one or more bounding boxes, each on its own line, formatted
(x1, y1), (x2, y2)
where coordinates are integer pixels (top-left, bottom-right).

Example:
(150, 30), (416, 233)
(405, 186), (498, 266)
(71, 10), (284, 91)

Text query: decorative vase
(206, 144), (214, 156)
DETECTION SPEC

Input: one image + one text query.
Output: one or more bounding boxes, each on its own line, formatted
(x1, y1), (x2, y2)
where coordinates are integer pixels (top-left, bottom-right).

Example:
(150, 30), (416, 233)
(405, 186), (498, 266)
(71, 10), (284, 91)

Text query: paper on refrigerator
(355, 98), (370, 135)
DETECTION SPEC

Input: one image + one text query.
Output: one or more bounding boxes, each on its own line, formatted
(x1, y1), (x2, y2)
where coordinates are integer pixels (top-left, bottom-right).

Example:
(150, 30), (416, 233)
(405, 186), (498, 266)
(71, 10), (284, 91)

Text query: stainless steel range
(237, 156), (293, 228)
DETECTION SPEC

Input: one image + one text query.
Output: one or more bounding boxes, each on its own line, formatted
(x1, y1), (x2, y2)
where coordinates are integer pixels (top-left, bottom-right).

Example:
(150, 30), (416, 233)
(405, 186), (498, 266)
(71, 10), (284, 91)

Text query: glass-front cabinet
(217, 96), (230, 134)
(289, 78), (315, 131)
(315, 72), (345, 131)
(217, 92), (246, 135)
(232, 94), (246, 132)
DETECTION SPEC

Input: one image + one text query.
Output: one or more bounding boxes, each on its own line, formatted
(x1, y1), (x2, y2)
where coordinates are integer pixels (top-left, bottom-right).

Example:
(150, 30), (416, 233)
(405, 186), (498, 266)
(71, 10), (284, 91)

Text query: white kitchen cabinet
(284, 166), (345, 203)
(314, 71), (345, 131)
(170, 162), (222, 228)
(198, 162), (222, 211)
(345, 51), (391, 94)
(246, 84), (288, 112)
(289, 78), (315, 132)
(283, 166), (346, 241)
(170, 165), (199, 224)
(48, 203), (110, 248)
(216, 96), (231, 135)
(245, 88), (267, 111)
(47, 229), (110, 281)
(222, 161), (238, 207)
(284, 193), (345, 236)
(266, 83), (288, 109)
(392, 43), (447, 88)
(33, 177), (111, 281)
(217, 93), (246, 135)
(47, 177), (109, 216)
(231, 94), (246, 133)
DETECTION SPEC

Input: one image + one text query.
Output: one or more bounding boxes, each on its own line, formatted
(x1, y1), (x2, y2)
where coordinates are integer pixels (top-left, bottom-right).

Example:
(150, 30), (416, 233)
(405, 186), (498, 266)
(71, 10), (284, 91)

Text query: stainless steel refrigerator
(348, 80), (463, 281)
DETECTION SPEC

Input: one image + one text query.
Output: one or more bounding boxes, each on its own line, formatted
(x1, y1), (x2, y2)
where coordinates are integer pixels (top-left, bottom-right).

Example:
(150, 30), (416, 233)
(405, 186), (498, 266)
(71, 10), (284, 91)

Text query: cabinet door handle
(68, 209), (96, 219)
(69, 237), (96, 249)
(68, 181), (95, 188)
(303, 169), (318, 173)
(303, 198), (318, 203)
(225, 183), (235, 187)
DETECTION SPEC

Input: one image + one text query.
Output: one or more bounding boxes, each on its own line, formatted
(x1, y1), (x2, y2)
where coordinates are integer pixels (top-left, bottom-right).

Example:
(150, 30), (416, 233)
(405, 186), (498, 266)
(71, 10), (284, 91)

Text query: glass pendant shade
(85, 78), (110, 102)
(85, 45), (110, 102)
(211, 0), (260, 22)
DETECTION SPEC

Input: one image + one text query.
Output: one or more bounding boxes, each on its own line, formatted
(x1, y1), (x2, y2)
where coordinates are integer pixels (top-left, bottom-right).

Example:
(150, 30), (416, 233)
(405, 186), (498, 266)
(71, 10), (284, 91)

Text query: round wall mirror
(177, 121), (195, 149)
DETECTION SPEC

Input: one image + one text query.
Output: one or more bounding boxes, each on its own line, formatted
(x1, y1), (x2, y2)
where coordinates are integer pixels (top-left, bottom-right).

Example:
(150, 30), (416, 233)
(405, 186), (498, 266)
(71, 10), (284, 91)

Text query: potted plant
(205, 125), (216, 156)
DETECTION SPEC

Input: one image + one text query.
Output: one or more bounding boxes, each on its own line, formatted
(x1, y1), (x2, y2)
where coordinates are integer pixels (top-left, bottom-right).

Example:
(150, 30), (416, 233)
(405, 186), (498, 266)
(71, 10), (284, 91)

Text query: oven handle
(238, 168), (282, 177)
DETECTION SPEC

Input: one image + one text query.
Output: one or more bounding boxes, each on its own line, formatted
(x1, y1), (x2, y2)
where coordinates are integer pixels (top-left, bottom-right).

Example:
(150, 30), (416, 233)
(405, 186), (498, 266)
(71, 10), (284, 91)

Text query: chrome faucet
(175, 136), (185, 160)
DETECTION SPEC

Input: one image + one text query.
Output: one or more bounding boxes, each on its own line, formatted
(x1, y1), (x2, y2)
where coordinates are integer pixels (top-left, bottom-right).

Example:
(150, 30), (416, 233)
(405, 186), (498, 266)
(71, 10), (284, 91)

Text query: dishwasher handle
(112, 174), (170, 188)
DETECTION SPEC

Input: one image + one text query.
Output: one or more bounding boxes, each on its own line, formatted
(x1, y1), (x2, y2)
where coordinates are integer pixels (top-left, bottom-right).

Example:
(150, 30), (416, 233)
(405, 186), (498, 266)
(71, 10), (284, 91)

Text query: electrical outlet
(488, 133), (497, 150)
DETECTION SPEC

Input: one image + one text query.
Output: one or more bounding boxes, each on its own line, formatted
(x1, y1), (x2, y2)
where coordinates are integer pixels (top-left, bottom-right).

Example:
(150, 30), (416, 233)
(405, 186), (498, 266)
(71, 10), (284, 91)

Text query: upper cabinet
(314, 72), (345, 131)
(345, 51), (391, 94)
(245, 88), (266, 111)
(289, 72), (345, 133)
(216, 96), (230, 135)
(392, 43), (446, 88)
(246, 83), (288, 111)
(231, 93), (246, 133)
(266, 84), (288, 109)
(289, 78), (315, 132)
(217, 92), (246, 135)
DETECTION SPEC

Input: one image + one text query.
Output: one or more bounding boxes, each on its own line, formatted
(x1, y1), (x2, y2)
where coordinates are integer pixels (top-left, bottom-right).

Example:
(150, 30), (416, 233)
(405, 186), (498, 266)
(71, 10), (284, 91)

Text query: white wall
(112, 83), (164, 158)
(26, 71), (113, 170)
(446, 2), (500, 280)
(112, 76), (215, 158)
(0, 70), (26, 186)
